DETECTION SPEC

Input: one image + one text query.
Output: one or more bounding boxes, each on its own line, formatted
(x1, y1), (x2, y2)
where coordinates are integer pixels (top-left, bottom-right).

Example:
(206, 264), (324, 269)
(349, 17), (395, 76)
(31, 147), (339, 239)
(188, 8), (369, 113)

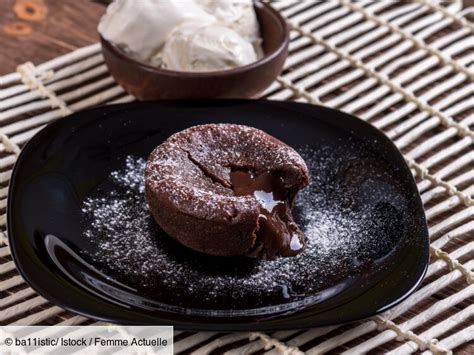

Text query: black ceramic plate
(8, 100), (429, 330)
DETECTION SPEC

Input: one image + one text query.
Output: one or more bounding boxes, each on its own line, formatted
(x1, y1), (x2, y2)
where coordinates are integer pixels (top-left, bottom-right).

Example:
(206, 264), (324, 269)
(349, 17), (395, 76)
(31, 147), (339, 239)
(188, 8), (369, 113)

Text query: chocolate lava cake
(145, 124), (309, 259)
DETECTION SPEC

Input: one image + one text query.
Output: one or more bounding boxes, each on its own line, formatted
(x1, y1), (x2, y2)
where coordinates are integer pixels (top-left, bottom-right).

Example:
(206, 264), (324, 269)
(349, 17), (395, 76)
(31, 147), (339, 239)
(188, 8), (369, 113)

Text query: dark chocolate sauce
(230, 169), (304, 258)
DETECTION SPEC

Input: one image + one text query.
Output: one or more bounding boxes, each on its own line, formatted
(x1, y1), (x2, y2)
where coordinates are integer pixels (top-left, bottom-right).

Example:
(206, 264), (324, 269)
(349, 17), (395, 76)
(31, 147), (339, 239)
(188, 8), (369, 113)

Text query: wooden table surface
(0, 0), (473, 353)
(0, 0), (105, 75)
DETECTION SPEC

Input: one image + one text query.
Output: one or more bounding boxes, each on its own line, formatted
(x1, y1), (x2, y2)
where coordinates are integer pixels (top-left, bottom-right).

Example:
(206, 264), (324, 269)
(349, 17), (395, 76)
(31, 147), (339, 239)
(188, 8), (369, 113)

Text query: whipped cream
(159, 21), (258, 72)
(99, 0), (262, 72)
(196, 0), (261, 44)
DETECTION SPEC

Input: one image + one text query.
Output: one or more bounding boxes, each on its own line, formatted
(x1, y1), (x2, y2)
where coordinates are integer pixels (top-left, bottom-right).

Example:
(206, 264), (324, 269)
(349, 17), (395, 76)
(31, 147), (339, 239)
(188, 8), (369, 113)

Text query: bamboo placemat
(0, 1), (473, 354)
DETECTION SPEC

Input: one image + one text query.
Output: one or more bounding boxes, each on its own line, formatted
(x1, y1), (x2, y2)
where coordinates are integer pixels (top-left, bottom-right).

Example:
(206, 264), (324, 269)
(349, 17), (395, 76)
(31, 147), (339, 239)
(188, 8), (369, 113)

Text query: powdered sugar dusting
(81, 145), (405, 310)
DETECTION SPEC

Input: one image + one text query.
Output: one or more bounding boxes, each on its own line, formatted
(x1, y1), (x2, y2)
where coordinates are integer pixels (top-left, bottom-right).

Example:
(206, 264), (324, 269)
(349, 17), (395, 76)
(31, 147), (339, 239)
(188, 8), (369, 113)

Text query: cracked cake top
(145, 124), (308, 220)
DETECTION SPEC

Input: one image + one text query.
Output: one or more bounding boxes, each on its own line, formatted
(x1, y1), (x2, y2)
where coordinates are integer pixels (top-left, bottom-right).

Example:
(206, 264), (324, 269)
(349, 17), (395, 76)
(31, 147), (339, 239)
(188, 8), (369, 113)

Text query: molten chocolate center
(230, 169), (304, 258)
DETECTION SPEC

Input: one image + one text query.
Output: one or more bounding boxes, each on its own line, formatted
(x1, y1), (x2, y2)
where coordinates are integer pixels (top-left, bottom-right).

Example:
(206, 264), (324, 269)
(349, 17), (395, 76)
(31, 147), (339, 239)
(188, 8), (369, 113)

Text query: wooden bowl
(100, 2), (289, 100)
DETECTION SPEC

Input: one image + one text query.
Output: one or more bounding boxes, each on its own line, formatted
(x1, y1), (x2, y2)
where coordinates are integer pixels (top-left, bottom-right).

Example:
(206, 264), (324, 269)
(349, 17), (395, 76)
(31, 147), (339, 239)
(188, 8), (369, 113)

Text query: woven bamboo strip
(286, 1), (419, 53)
(431, 246), (474, 283)
(0, 244), (10, 257)
(426, 187), (474, 220)
(0, 54), (104, 100)
(0, 43), (101, 87)
(306, 321), (378, 355)
(424, 325), (474, 354)
(291, 6), (351, 35)
(190, 333), (251, 355)
(379, 74), (471, 134)
(17, 62), (72, 116)
(422, 170), (473, 204)
(260, 239), (472, 354)
(224, 330), (301, 354)
(340, 0), (472, 78)
(364, 72), (470, 129)
(408, 158), (473, 206)
(272, 1), (315, 16)
(344, 285), (474, 353)
(281, 3), (400, 73)
(0, 132), (20, 156)
(287, 24), (473, 139)
(408, 133), (471, 166)
(273, 245), (473, 354)
(305, 264), (474, 354)
(273, 3), (462, 102)
(284, 327), (339, 348)
(0, 85), (125, 154)
(390, 305), (474, 354)
(57, 315), (89, 326)
(0, 171), (12, 185)
(387, 262), (474, 320)
(322, 41), (469, 112)
(0, 75), (115, 125)
(225, 340), (268, 354)
(424, 171), (469, 200)
(431, 227), (474, 255)
(410, 141), (472, 186)
(0, 261), (15, 274)
(108, 94), (134, 104)
(0, 126), (44, 154)
(362, 58), (471, 126)
(282, 2), (418, 68)
(395, 108), (473, 153)
(417, 154), (473, 193)
(0, 288), (36, 308)
(291, 3), (349, 30)
(274, 38), (470, 140)
(407, 140), (473, 186)
(348, 74), (469, 126)
(429, 208), (473, 239)
(416, 0), (474, 32)
(0, 78), (116, 136)
(372, 316), (450, 355)
(10, 306), (65, 326)
(1, 216), (8, 228)
(427, 242), (473, 278)
(333, 30), (470, 111)
(431, 223), (473, 249)
(331, 41), (468, 116)
(0, 275), (24, 292)
(260, 329), (338, 355)
(0, 296), (48, 323)
(0, 64), (108, 111)
(249, 332), (304, 354)
(173, 332), (218, 354)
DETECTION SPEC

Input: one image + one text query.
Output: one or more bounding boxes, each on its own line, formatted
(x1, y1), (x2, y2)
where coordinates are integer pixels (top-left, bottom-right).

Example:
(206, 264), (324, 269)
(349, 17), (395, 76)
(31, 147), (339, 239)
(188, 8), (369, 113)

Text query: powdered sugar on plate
(81, 144), (405, 310)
